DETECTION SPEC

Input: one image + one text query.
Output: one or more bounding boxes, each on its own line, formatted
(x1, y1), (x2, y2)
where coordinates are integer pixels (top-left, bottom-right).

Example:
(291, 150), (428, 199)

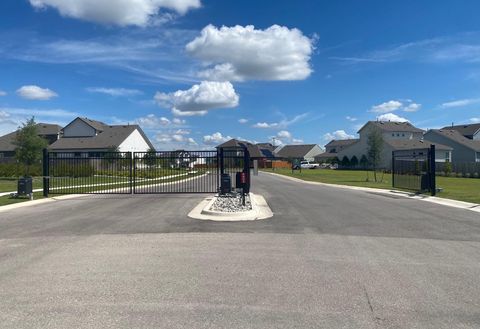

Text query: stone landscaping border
(188, 193), (273, 221)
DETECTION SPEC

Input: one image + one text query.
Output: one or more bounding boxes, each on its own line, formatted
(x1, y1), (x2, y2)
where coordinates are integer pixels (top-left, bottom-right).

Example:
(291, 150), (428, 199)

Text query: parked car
(300, 160), (320, 169)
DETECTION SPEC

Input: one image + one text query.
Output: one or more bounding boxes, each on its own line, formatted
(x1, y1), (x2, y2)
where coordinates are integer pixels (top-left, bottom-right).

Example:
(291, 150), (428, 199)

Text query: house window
(445, 152), (450, 162)
(402, 133), (405, 137)
(0, 153), (3, 158)
(476, 152), (480, 162)
(74, 152), (81, 157)
(392, 133), (395, 137)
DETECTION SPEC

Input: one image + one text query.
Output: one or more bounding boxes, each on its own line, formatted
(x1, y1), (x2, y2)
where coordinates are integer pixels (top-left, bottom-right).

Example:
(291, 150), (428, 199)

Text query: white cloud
(155, 132), (197, 148)
(277, 130), (292, 140)
(29, 0), (201, 26)
(370, 100), (403, 113)
(238, 118), (248, 124)
(135, 114), (173, 129)
(186, 24), (314, 81)
(253, 122), (277, 129)
(203, 132), (232, 145)
(16, 85), (58, 100)
(154, 81), (239, 116)
(87, 87), (142, 97)
(403, 102), (421, 112)
(323, 130), (355, 141)
(252, 113), (308, 129)
(441, 98), (480, 108)
(376, 113), (409, 122)
(172, 118), (186, 125)
(346, 116), (357, 122)
(370, 99), (421, 113)
(292, 138), (304, 144)
(0, 90), (6, 96)
(469, 117), (480, 123)
(174, 129), (190, 135)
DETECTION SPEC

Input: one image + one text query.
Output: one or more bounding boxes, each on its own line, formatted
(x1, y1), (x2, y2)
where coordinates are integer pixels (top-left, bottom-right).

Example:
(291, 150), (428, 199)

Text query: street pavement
(0, 172), (479, 328)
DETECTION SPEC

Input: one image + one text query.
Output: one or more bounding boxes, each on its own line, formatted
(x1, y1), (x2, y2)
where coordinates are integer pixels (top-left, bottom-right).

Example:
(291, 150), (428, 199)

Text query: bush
(341, 156), (350, 167)
(474, 172), (479, 178)
(444, 161), (452, 176)
(51, 162), (94, 177)
(350, 155), (359, 168)
(456, 172), (463, 178)
(465, 173), (471, 178)
(0, 162), (42, 177)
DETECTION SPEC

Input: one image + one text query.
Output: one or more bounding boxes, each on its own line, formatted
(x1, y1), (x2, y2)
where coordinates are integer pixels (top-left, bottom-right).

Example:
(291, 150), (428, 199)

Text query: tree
(366, 127), (384, 182)
(341, 156), (350, 168)
(13, 117), (48, 177)
(350, 155), (359, 168)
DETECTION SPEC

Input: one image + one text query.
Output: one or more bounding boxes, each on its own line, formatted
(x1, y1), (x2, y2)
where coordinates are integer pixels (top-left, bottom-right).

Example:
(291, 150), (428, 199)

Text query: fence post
(129, 152), (133, 195)
(430, 144), (436, 196)
(391, 151), (395, 188)
(42, 148), (49, 197)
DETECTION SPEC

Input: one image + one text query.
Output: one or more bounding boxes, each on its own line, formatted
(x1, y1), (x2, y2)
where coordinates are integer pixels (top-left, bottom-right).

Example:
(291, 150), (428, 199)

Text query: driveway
(1, 172), (479, 328)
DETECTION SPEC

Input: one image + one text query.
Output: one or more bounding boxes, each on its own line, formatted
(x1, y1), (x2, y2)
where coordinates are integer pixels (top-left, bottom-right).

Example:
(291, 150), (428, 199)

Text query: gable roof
(275, 144), (319, 158)
(441, 123), (480, 138)
(0, 123), (62, 152)
(216, 138), (264, 158)
(50, 125), (154, 150)
(325, 139), (359, 148)
(428, 129), (480, 152)
(62, 117), (108, 133)
(385, 139), (452, 151)
(358, 121), (424, 134)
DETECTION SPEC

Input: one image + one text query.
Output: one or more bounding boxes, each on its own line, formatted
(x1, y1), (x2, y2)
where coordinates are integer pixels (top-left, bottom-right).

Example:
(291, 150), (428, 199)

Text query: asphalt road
(1, 172), (480, 328)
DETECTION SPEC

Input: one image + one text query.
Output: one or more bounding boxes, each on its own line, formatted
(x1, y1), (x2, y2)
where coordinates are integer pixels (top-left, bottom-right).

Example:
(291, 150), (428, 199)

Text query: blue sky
(1, 0), (480, 149)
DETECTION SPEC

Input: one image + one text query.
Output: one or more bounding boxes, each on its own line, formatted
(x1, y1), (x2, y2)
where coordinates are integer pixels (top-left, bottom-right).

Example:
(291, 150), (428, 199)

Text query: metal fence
(43, 148), (250, 195)
(44, 151), (133, 195)
(133, 150), (219, 194)
(392, 145), (436, 195)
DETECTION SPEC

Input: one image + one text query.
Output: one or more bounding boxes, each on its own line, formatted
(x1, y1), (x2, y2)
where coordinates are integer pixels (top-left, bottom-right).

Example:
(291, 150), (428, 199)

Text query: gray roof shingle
(0, 123), (61, 152)
(216, 139), (264, 158)
(429, 129), (480, 152)
(385, 139), (452, 151)
(275, 144), (319, 158)
(50, 125), (154, 150)
(359, 121), (424, 133)
(441, 123), (480, 138)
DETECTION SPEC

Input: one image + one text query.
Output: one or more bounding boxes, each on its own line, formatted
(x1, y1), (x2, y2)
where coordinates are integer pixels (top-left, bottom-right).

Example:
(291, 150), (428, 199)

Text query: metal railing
(43, 148), (250, 196)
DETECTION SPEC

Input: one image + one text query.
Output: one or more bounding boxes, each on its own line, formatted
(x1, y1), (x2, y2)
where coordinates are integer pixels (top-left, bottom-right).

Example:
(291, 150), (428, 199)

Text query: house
(216, 139), (264, 158)
(256, 143), (277, 159)
(441, 123), (480, 140)
(315, 139), (359, 163)
(274, 144), (324, 161)
(0, 123), (62, 161)
(424, 129), (480, 163)
(49, 117), (154, 156)
(337, 121), (451, 168)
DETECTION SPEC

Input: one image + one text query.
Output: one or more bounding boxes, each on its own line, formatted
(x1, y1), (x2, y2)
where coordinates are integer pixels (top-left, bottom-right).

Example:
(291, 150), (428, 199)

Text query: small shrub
(456, 172), (463, 178)
(465, 172), (471, 178)
(474, 172), (479, 178)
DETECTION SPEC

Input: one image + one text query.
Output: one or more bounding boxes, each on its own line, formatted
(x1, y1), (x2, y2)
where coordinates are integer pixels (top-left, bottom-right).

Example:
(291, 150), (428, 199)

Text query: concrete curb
(0, 194), (89, 213)
(263, 171), (480, 213)
(188, 193), (274, 221)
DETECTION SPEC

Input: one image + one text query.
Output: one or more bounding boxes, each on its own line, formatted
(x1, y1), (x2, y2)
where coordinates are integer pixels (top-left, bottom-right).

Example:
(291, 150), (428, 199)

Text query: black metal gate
(392, 144), (436, 195)
(43, 148), (250, 196)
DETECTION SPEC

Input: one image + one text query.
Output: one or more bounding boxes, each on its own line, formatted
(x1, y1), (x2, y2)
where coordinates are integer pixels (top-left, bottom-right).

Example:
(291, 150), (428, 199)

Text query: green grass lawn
(263, 168), (480, 204)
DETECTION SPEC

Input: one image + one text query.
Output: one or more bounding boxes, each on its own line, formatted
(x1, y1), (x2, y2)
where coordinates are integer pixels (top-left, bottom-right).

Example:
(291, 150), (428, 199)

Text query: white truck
(300, 160), (320, 169)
